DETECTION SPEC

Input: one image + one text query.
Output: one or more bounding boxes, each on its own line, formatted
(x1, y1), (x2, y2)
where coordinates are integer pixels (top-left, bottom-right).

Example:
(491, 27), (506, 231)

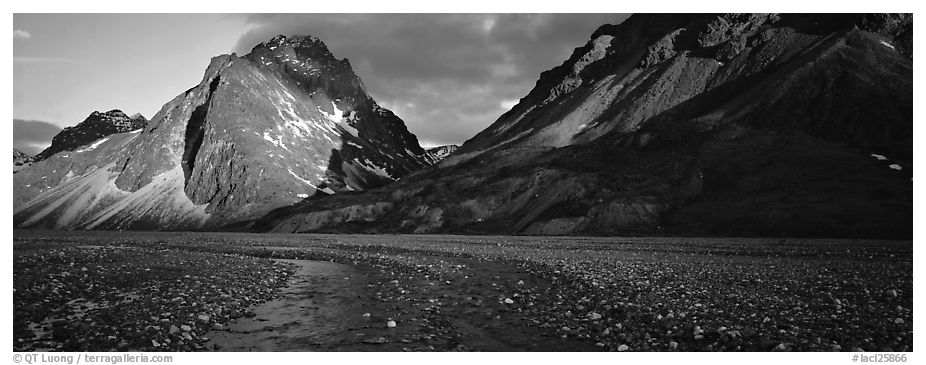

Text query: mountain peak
(250, 34), (338, 62)
(35, 109), (148, 160)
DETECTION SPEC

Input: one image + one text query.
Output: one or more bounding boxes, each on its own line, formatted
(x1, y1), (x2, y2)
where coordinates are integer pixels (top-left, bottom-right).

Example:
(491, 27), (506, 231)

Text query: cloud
(13, 29), (31, 39)
(14, 119), (62, 155)
(14, 57), (78, 64)
(499, 99), (520, 110)
(231, 14), (630, 146)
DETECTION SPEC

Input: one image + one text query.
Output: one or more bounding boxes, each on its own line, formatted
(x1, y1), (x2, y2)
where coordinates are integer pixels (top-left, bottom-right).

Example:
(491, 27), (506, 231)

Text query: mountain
(35, 110), (148, 161)
(254, 14), (911, 239)
(14, 35), (431, 230)
(13, 149), (35, 173)
(425, 145), (459, 163)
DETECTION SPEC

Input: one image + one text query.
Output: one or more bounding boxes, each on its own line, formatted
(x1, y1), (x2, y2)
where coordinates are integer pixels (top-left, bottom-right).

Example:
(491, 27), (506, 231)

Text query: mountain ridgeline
(14, 14), (912, 238)
(35, 110), (148, 161)
(14, 35), (432, 230)
(252, 13), (912, 238)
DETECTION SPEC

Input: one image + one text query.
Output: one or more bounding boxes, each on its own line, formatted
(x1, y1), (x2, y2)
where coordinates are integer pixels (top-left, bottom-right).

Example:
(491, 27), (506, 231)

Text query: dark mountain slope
(255, 13), (911, 239)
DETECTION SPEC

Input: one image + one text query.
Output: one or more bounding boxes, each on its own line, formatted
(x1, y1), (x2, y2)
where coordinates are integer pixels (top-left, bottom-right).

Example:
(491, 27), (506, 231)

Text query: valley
(13, 231), (913, 352)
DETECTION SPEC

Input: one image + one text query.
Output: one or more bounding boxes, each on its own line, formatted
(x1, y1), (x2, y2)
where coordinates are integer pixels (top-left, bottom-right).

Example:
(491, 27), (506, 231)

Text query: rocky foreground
(13, 231), (912, 352)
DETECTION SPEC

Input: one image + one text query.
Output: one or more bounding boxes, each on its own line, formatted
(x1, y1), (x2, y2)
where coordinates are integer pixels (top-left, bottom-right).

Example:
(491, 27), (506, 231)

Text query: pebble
(362, 313), (371, 318)
(587, 312), (602, 320)
(504, 298), (514, 304)
(617, 344), (629, 352)
(386, 320), (397, 328)
(894, 318), (904, 324)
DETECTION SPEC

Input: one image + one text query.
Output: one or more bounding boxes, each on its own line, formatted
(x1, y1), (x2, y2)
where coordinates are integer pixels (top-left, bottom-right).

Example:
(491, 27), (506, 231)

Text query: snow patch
(75, 137), (112, 153)
(319, 102), (358, 138)
(297, 193), (309, 199)
(263, 131), (290, 152)
(287, 168), (321, 189)
(357, 158), (393, 179)
(871, 154), (888, 161)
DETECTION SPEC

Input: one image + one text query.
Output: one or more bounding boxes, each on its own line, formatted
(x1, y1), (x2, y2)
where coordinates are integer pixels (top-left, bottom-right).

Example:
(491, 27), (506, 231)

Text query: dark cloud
(14, 119), (61, 155)
(232, 14), (630, 146)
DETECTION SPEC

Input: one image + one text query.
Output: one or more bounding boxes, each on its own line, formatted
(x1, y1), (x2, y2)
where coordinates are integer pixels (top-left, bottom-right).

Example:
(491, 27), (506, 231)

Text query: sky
(13, 13), (630, 150)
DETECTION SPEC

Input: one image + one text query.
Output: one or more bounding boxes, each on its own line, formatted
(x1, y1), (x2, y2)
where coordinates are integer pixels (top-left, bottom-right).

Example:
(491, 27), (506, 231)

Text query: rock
(386, 320), (396, 328)
(887, 289), (898, 297)
(197, 314), (211, 323)
(151, 340), (160, 347)
(617, 344), (629, 352)
(363, 337), (388, 344)
(168, 325), (180, 335)
(211, 323), (224, 331)
(894, 318), (904, 324)
(693, 326), (704, 336)
(362, 313), (371, 319)
(587, 312), (602, 320)
(180, 325), (192, 332)
(669, 341), (678, 350)
(504, 298), (514, 304)
(601, 328), (610, 336)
